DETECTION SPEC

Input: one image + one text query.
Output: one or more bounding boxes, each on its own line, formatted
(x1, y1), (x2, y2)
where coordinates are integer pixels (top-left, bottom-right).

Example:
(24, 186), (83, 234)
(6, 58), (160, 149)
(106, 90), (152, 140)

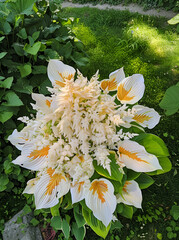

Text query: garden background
(0, 0), (178, 239)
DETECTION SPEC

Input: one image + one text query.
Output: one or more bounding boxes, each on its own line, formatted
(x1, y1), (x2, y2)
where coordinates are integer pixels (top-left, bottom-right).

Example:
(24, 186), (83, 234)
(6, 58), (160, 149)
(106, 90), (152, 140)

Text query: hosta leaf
(147, 157), (172, 175)
(2, 91), (23, 106)
(159, 84), (179, 116)
(82, 206), (110, 239)
(133, 133), (169, 157)
(117, 203), (133, 219)
(93, 151), (123, 182)
(127, 169), (141, 181)
(135, 173), (154, 189)
(168, 14), (179, 25)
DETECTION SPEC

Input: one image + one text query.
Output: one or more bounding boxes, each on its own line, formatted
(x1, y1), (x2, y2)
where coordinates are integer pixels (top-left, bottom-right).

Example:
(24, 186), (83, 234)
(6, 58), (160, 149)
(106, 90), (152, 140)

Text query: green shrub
(0, 0), (88, 235)
(71, 0), (179, 12)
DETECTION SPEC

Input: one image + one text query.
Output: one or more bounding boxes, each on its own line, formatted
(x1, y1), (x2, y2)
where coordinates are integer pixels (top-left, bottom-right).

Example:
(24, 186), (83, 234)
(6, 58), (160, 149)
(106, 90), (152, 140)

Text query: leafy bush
(71, 0), (179, 12)
(0, 0), (88, 234)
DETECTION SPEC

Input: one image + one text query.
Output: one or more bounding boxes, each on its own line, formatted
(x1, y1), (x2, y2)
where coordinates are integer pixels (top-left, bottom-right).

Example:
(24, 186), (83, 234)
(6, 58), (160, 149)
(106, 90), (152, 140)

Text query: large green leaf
(135, 173), (154, 189)
(2, 91), (23, 106)
(7, 0), (36, 15)
(133, 133), (169, 157)
(147, 157), (172, 175)
(0, 52), (7, 59)
(127, 169), (141, 181)
(61, 219), (70, 239)
(93, 151), (123, 182)
(74, 205), (86, 228)
(168, 14), (179, 25)
(159, 84), (179, 116)
(82, 206), (110, 239)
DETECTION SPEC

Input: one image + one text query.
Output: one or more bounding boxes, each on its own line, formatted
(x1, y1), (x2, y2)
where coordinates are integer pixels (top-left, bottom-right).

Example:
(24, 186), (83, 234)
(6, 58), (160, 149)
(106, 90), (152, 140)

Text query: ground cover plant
(58, 7), (179, 239)
(71, 0), (179, 12)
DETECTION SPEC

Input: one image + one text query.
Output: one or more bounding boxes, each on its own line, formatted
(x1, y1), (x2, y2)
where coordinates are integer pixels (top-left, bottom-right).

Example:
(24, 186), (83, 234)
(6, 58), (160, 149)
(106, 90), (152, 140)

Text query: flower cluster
(8, 60), (161, 227)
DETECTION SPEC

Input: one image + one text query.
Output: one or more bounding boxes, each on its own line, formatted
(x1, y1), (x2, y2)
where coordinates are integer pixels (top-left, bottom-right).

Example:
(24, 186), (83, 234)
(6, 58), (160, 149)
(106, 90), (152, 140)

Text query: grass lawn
(61, 6), (179, 239)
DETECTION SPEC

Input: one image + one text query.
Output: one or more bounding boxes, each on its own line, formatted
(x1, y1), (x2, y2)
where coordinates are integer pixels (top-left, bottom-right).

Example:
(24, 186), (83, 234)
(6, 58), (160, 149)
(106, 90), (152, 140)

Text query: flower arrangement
(8, 60), (171, 238)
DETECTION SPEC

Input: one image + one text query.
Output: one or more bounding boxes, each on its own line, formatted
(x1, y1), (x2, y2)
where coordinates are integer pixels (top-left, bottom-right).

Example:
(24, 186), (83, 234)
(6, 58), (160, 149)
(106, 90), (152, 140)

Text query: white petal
(31, 93), (52, 112)
(35, 169), (70, 209)
(23, 178), (39, 194)
(116, 180), (142, 208)
(85, 178), (116, 227)
(109, 67), (125, 84)
(12, 144), (50, 171)
(132, 105), (160, 129)
(70, 181), (86, 204)
(117, 74), (145, 104)
(47, 59), (75, 87)
(8, 129), (27, 150)
(118, 140), (162, 172)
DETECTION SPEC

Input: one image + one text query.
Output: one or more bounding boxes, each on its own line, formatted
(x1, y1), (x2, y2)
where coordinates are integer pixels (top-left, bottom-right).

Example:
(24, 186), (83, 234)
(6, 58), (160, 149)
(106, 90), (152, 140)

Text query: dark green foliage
(0, 0), (88, 236)
(72, 0), (179, 12)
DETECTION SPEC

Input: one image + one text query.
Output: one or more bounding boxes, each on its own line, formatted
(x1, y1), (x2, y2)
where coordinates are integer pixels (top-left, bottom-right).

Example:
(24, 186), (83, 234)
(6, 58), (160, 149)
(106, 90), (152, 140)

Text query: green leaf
(135, 173), (154, 189)
(170, 205), (179, 220)
(23, 204), (32, 214)
(13, 43), (25, 56)
(0, 111), (13, 123)
(13, 78), (33, 94)
(3, 21), (11, 34)
(30, 218), (39, 226)
(18, 64), (32, 78)
(0, 52), (7, 59)
(159, 85), (179, 116)
(2, 91), (23, 106)
(51, 216), (62, 230)
(17, 28), (27, 39)
(0, 175), (9, 186)
(72, 222), (86, 240)
(44, 49), (60, 59)
(127, 169), (141, 181)
(24, 42), (41, 55)
(32, 31), (40, 41)
(61, 218), (70, 239)
(32, 66), (46, 74)
(4, 160), (13, 174)
(82, 206), (110, 238)
(110, 220), (123, 231)
(133, 133), (169, 157)
(50, 203), (60, 216)
(7, 0), (36, 15)
(168, 14), (179, 25)
(74, 205), (86, 228)
(0, 77), (13, 89)
(0, 36), (5, 42)
(93, 151), (123, 182)
(117, 203), (133, 219)
(147, 157), (172, 175)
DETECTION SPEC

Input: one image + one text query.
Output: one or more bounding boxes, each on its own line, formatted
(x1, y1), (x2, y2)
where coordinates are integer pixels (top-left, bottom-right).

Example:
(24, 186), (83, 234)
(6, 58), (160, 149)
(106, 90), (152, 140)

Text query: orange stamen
(45, 172), (66, 195)
(90, 180), (108, 203)
(123, 181), (131, 193)
(46, 99), (52, 107)
(55, 80), (65, 87)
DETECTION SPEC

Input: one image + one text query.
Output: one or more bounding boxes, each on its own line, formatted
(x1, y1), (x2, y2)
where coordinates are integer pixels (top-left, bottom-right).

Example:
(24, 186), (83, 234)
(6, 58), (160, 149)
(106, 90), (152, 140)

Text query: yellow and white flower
(132, 105), (160, 129)
(116, 180), (142, 208)
(118, 140), (162, 172)
(117, 74), (145, 104)
(101, 67), (125, 91)
(47, 59), (75, 88)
